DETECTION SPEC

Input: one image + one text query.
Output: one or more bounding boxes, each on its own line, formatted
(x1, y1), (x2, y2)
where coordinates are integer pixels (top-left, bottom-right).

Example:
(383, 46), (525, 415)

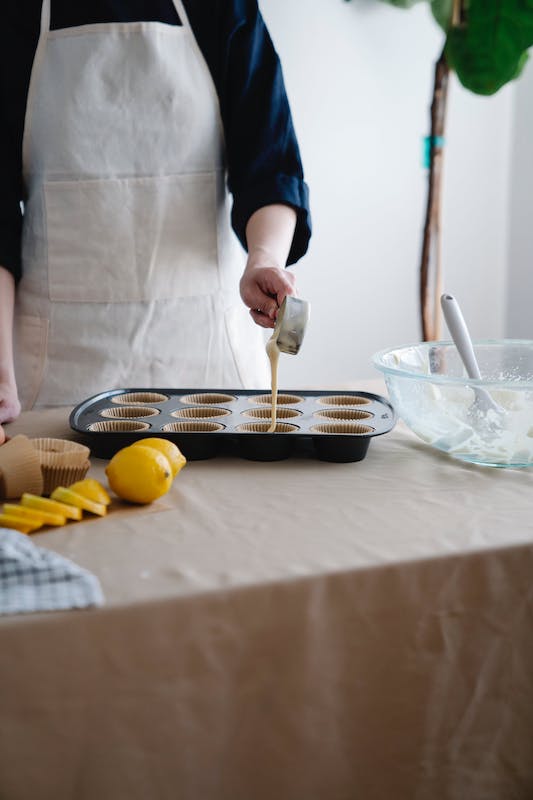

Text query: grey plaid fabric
(0, 528), (104, 615)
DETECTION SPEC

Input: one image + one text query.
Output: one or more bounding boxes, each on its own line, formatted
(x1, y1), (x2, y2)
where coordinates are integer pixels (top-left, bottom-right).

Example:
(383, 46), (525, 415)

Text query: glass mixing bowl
(372, 340), (533, 468)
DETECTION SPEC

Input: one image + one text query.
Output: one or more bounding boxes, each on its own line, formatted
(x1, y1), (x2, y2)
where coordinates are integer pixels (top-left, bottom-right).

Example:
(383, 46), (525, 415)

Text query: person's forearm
(245, 204), (297, 270)
(240, 205), (298, 328)
(0, 266), (16, 384)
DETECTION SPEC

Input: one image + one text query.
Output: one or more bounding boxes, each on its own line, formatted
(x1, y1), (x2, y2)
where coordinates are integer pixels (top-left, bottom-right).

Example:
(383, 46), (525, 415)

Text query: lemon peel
(105, 445), (173, 504)
(131, 438), (186, 478)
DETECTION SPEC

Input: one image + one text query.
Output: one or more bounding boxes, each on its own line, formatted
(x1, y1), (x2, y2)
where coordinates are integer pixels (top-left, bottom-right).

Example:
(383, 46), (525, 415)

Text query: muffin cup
(179, 393), (236, 405)
(161, 421), (224, 433)
(30, 438), (91, 496)
(0, 435), (44, 499)
(88, 421), (150, 432)
(242, 407), (301, 420)
(313, 408), (374, 421)
(251, 394), (303, 406)
(111, 392), (169, 404)
(170, 406), (232, 420)
(317, 395), (371, 406)
(235, 422), (298, 433)
(235, 422), (298, 461)
(310, 423), (375, 435)
(100, 406), (159, 419)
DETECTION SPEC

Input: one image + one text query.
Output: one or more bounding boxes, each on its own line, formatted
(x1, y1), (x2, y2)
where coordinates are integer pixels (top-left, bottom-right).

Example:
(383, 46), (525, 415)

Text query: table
(1, 383), (533, 800)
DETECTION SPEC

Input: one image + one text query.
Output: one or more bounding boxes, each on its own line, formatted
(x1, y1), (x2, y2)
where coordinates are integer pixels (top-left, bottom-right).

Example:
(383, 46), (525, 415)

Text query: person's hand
(0, 379), (21, 423)
(240, 252), (297, 329)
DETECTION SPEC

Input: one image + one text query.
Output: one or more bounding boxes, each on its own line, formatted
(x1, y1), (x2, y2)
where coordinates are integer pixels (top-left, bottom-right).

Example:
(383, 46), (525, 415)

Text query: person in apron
(0, 0), (311, 419)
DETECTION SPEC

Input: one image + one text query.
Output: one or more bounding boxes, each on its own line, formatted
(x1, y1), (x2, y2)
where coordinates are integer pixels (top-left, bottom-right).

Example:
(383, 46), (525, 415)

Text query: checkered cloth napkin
(0, 528), (104, 615)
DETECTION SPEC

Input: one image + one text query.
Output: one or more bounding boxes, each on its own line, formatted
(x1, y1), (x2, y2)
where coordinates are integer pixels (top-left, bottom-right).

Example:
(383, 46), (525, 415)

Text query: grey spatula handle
(440, 294), (482, 380)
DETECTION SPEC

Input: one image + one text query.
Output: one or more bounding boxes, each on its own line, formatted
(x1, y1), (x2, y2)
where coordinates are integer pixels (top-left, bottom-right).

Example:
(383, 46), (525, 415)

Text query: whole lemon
(105, 445), (173, 504)
(130, 437), (186, 478)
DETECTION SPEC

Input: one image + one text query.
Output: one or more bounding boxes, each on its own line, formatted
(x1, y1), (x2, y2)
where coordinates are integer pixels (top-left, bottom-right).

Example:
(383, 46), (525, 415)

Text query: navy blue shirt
(0, 0), (311, 282)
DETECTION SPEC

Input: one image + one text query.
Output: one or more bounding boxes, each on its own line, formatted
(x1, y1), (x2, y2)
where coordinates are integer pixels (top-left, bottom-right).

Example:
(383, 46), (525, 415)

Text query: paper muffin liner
(0, 435), (44, 499)
(31, 438), (90, 468)
(313, 408), (374, 421)
(170, 406), (232, 420)
(179, 392), (236, 405)
(236, 422), (298, 433)
(29, 438), (91, 496)
(251, 394), (303, 406)
(243, 407), (301, 420)
(100, 406), (159, 419)
(88, 420), (150, 432)
(309, 423), (375, 435)
(111, 391), (169, 404)
(317, 394), (371, 406)
(41, 461), (91, 496)
(161, 421), (224, 432)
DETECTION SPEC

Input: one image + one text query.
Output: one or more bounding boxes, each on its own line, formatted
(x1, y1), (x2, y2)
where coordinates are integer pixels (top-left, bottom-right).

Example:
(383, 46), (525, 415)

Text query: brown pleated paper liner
(0, 435), (44, 500)
(30, 438), (91, 496)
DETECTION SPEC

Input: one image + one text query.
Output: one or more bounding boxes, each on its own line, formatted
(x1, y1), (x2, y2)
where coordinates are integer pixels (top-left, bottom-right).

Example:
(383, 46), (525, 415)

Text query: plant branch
(452, 0), (463, 27)
(419, 47), (450, 341)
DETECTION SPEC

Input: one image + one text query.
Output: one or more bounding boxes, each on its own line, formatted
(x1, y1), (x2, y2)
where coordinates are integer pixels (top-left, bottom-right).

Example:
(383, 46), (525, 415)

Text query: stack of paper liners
(0, 435), (44, 499)
(31, 438), (90, 496)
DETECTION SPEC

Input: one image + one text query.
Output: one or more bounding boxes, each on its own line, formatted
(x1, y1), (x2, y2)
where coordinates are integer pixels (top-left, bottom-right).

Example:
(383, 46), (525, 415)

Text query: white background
(258, 0), (529, 387)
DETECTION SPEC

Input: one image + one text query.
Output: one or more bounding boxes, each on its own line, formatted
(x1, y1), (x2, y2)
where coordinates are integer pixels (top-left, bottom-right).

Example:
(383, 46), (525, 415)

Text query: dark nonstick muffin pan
(70, 388), (396, 462)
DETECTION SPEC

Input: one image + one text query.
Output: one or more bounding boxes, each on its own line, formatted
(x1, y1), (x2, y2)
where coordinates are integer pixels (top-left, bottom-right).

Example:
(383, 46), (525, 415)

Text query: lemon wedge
(50, 487), (107, 516)
(68, 478), (111, 506)
(3, 504), (47, 529)
(0, 514), (41, 534)
(21, 493), (80, 522)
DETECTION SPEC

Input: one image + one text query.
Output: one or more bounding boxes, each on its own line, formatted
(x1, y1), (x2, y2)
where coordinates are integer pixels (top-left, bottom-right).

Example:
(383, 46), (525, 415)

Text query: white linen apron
(14, 0), (269, 408)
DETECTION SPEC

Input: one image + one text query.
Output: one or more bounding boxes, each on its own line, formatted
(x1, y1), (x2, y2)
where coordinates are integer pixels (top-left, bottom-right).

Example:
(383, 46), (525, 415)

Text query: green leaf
(344, 0), (424, 7)
(430, 0), (454, 30)
(445, 0), (533, 94)
(378, 0), (424, 6)
(511, 49), (530, 81)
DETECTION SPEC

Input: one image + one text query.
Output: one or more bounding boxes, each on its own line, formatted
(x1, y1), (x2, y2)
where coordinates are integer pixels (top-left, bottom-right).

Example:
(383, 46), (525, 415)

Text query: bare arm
(0, 266), (21, 422)
(239, 204), (298, 329)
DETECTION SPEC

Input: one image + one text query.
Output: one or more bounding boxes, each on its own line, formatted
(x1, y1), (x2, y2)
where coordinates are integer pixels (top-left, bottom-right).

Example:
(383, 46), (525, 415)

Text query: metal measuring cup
(273, 296), (310, 355)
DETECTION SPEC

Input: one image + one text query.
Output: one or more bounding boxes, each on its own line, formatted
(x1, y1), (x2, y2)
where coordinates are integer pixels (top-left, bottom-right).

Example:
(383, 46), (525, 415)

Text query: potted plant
(345, 0), (533, 339)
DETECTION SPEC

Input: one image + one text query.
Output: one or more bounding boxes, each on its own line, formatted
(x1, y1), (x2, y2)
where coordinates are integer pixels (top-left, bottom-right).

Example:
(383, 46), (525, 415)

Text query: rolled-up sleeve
(0, 10), (35, 284)
(0, 96), (24, 284)
(225, 7), (311, 264)
(186, 0), (311, 265)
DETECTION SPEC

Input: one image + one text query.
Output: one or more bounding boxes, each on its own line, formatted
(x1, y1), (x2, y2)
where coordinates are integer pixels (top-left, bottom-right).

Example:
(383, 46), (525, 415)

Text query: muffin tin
(69, 388), (396, 462)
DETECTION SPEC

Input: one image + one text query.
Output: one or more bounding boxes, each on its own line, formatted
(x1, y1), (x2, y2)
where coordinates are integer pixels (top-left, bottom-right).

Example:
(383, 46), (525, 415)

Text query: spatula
(440, 293), (505, 427)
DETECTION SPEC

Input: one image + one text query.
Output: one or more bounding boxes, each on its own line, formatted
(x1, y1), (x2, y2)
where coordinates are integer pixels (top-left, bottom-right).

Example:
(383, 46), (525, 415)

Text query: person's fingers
(274, 276), (297, 306)
(0, 394), (21, 424)
(259, 267), (294, 294)
(241, 267), (298, 319)
(247, 294), (276, 320)
(241, 264), (301, 331)
(282, 269), (297, 290)
(240, 279), (277, 320)
(249, 308), (276, 328)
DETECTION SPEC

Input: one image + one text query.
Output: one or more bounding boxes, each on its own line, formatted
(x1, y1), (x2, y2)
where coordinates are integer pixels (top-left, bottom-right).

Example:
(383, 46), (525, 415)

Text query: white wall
(506, 56), (533, 338)
(260, 0), (514, 386)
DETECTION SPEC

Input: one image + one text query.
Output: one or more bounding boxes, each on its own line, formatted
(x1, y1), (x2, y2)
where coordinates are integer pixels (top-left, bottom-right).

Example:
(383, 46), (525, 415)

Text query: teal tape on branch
(422, 135), (445, 168)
